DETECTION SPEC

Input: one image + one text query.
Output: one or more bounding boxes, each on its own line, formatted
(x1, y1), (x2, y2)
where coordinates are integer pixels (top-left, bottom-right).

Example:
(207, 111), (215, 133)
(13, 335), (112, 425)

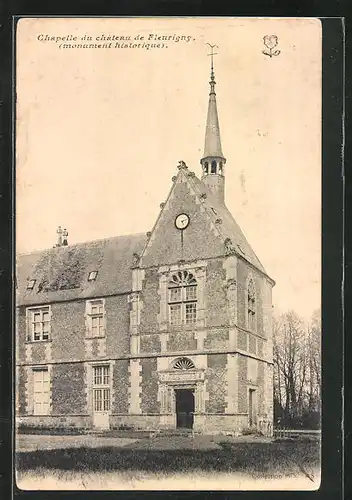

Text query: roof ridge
(16, 232), (147, 257)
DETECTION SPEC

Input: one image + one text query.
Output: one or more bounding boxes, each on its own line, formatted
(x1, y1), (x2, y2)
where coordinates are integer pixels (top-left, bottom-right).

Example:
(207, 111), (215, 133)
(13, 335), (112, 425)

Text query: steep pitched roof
(203, 91), (224, 158)
(202, 52), (225, 159)
(191, 174), (268, 275)
(16, 233), (146, 306)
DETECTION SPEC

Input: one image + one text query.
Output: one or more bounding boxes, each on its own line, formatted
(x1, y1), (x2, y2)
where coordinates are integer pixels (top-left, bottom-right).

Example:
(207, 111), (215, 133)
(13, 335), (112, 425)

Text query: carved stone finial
(172, 176), (177, 182)
(160, 202), (165, 209)
(132, 252), (140, 267)
(224, 237), (236, 255)
(187, 171), (195, 178)
(177, 160), (188, 170)
(146, 231), (152, 239)
(227, 278), (237, 287)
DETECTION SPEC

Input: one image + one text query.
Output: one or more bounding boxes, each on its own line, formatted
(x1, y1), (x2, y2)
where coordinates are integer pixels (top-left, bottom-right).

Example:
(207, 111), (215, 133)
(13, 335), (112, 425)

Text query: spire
(200, 44), (227, 203)
(203, 44), (224, 157)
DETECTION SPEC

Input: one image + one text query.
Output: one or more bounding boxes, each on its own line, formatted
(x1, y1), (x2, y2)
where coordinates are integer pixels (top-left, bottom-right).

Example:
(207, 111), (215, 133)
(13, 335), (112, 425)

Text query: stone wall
(205, 259), (227, 327)
(105, 295), (130, 358)
(17, 415), (90, 429)
(139, 268), (159, 331)
(204, 328), (228, 350)
(16, 308), (27, 364)
(140, 358), (159, 413)
(17, 366), (27, 416)
(237, 355), (248, 413)
(167, 330), (197, 351)
(51, 301), (86, 361)
(51, 363), (86, 414)
(206, 354), (227, 413)
(113, 359), (129, 414)
(257, 360), (265, 415)
(237, 330), (247, 350)
(248, 334), (257, 355)
(140, 334), (161, 354)
(17, 295), (131, 366)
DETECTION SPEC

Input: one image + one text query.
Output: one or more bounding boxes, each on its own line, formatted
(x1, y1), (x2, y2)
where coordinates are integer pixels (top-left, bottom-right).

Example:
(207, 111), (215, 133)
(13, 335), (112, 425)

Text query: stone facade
(16, 67), (275, 436)
(16, 228), (274, 434)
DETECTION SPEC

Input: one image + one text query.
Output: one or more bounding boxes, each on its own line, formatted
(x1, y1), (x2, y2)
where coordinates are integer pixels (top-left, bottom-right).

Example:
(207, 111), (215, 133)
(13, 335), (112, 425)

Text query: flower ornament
(263, 35), (281, 58)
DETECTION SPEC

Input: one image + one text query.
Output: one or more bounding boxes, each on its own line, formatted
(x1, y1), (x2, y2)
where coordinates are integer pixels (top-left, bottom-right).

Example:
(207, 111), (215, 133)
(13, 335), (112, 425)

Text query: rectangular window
(185, 303), (197, 324)
(169, 304), (182, 325)
(93, 365), (110, 412)
(27, 306), (51, 341)
(33, 368), (50, 415)
(86, 299), (105, 337)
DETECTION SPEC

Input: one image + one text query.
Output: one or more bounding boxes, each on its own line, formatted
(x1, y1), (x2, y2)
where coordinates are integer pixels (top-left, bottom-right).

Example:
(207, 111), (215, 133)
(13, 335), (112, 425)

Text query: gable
(140, 169), (227, 268)
(140, 167), (269, 278)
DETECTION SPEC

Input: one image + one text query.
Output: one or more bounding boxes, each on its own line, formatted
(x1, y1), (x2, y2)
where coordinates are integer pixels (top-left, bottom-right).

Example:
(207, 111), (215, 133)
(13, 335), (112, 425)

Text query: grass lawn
(16, 438), (321, 490)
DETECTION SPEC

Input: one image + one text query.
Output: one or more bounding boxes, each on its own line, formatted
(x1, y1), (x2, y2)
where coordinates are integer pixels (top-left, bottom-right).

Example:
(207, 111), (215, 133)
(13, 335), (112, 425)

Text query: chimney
(56, 226), (63, 246)
(62, 228), (68, 246)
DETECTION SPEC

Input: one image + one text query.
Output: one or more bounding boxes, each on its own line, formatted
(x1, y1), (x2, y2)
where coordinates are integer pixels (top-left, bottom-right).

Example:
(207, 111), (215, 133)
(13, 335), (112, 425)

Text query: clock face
(175, 213), (190, 230)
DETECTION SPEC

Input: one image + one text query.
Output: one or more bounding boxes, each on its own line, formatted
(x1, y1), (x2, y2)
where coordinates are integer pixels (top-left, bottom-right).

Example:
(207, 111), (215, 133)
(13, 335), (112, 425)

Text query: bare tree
(307, 309), (321, 415)
(273, 309), (321, 428)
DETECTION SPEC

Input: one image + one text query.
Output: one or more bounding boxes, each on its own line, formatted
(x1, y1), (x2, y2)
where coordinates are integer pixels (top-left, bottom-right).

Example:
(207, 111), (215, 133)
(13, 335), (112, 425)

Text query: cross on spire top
(206, 43), (218, 94)
(206, 43), (218, 74)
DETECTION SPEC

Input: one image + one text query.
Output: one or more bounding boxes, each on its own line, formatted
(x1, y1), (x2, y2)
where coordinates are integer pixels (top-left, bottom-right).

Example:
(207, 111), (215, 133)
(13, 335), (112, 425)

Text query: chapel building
(16, 58), (275, 435)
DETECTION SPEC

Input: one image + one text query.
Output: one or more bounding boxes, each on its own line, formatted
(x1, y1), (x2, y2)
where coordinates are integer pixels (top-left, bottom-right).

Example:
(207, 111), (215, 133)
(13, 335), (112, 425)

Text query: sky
(16, 17), (322, 320)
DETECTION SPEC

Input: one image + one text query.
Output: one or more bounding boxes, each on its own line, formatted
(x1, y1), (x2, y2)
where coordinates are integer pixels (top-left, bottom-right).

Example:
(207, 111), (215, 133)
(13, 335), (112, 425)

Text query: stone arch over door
(170, 357), (196, 371)
(158, 357), (206, 428)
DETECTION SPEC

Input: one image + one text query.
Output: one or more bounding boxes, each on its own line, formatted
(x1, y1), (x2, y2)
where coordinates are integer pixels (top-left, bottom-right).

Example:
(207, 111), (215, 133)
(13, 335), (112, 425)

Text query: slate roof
(203, 92), (224, 159)
(191, 174), (268, 276)
(16, 233), (146, 306)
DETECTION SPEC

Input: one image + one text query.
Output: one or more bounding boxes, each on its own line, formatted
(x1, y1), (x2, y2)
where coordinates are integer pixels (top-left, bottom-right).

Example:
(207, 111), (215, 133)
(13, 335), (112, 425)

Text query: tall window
(86, 299), (105, 337)
(27, 306), (51, 341)
(211, 160), (217, 173)
(33, 368), (50, 415)
(247, 279), (256, 331)
(93, 365), (110, 411)
(168, 270), (197, 325)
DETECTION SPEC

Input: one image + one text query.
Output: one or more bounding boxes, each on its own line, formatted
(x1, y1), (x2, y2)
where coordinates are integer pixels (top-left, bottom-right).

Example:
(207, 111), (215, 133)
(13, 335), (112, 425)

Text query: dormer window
(26, 279), (36, 290)
(88, 271), (98, 282)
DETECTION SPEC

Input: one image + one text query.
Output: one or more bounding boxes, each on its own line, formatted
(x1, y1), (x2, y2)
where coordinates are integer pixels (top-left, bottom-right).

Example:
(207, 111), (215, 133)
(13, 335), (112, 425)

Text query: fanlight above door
(173, 357), (195, 370)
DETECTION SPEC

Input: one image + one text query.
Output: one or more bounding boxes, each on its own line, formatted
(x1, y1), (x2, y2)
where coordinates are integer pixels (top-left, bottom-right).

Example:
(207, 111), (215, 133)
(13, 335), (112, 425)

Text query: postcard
(15, 17), (322, 491)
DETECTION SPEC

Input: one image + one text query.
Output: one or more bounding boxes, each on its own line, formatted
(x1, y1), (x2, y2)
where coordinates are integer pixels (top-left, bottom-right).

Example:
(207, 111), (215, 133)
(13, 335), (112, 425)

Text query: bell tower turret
(200, 44), (226, 203)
